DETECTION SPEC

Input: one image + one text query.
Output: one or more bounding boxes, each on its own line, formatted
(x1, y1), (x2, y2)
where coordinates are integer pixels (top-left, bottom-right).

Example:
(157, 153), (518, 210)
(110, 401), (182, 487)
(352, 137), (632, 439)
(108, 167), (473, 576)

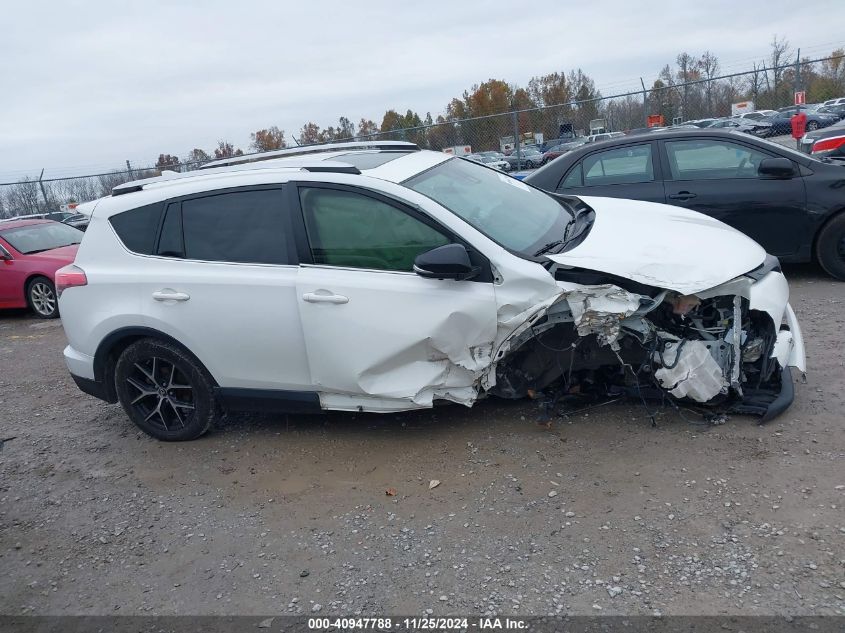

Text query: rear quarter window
(109, 203), (164, 254)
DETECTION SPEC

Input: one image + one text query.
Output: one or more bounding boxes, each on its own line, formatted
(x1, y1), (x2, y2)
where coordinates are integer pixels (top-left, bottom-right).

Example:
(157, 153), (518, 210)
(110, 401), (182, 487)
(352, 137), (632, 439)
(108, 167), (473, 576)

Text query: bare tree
(676, 52), (696, 118)
(4, 178), (41, 215)
(769, 35), (791, 106)
(700, 51), (720, 113)
(748, 61), (765, 104)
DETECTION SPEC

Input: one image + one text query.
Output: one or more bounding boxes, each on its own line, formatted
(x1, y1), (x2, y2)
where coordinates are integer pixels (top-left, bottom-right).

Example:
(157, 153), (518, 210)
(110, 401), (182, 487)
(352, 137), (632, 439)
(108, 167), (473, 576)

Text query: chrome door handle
(302, 292), (349, 304)
(152, 290), (190, 302)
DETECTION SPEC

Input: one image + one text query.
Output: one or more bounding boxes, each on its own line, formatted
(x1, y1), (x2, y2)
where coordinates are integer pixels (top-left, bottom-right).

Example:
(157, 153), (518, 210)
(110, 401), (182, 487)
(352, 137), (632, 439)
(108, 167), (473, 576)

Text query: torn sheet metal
(654, 339), (727, 402)
(564, 285), (644, 349)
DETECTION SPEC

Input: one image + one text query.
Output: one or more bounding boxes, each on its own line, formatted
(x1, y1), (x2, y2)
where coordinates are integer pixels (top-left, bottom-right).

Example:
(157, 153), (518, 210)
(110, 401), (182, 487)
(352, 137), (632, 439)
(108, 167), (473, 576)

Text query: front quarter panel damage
(488, 271), (804, 422)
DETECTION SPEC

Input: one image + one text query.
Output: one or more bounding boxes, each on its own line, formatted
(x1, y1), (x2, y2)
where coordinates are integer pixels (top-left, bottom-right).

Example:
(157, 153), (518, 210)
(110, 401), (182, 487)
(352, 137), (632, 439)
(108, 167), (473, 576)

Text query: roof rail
(111, 162), (361, 197)
(200, 140), (419, 170)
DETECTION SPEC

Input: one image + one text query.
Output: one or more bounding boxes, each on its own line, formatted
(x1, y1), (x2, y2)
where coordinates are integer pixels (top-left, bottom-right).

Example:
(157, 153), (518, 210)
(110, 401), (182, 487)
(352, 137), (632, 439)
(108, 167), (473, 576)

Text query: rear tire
(806, 121), (819, 132)
(816, 213), (845, 280)
(26, 276), (58, 319)
(114, 339), (216, 441)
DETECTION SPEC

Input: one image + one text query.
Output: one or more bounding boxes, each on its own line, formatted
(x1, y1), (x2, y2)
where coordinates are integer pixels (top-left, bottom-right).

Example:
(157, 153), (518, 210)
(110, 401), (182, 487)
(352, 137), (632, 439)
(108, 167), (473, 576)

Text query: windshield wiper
(533, 239), (566, 257)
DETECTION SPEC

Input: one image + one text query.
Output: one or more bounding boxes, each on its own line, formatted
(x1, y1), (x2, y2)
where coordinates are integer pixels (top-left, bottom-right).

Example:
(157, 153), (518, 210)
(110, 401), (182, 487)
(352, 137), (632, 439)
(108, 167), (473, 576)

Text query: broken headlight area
(489, 285), (786, 424)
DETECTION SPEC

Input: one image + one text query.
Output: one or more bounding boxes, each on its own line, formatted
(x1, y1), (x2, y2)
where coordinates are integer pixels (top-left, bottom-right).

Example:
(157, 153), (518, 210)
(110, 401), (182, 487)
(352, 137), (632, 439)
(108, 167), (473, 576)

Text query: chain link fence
(2, 54), (843, 219)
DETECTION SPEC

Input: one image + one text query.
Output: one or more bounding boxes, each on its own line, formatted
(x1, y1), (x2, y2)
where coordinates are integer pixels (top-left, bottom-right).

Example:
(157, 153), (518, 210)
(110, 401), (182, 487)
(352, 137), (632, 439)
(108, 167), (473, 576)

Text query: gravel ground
(1, 264), (843, 617)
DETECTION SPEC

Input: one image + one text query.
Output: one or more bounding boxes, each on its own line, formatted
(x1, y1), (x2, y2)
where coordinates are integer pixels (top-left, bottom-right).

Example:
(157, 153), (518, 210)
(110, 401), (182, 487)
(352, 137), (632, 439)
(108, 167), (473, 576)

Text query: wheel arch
(93, 327), (219, 403)
(23, 272), (53, 296)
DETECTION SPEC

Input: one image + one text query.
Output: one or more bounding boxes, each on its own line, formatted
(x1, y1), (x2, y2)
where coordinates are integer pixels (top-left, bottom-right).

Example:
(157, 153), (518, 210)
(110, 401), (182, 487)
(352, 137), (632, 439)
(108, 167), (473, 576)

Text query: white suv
(58, 141), (805, 441)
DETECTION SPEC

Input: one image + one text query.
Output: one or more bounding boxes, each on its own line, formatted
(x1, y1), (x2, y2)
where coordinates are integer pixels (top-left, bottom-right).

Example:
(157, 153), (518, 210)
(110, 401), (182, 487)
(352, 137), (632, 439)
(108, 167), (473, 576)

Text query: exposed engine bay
(490, 278), (788, 424)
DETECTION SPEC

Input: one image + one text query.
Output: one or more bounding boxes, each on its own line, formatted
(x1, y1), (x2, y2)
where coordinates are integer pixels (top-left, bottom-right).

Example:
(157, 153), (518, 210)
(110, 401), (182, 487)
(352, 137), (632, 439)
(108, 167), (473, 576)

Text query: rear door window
(156, 188), (292, 264)
(109, 203), (164, 255)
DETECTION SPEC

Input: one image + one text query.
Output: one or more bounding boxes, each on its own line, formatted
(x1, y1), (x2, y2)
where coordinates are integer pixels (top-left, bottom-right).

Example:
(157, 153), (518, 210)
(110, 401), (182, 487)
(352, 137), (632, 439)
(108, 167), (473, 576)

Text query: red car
(0, 219), (82, 318)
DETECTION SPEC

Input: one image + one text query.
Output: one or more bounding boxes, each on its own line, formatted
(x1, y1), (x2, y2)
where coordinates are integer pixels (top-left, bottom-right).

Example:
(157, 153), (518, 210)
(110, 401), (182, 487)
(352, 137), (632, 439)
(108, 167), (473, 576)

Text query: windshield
(0, 222), (83, 254)
(403, 157), (572, 255)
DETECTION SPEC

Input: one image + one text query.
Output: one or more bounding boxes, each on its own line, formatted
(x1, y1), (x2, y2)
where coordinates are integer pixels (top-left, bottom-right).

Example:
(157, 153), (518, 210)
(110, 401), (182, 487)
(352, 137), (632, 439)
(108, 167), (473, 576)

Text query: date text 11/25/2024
(307, 617), (528, 630)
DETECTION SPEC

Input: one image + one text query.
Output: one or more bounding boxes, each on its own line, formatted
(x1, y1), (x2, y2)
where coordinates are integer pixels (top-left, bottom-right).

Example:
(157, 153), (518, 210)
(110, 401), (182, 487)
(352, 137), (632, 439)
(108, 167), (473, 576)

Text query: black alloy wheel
(115, 339), (216, 441)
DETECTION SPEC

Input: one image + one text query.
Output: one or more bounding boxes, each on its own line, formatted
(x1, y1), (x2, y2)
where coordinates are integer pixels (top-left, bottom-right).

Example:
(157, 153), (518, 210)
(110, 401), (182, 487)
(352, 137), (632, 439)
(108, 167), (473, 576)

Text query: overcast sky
(2, 0), (844, 181)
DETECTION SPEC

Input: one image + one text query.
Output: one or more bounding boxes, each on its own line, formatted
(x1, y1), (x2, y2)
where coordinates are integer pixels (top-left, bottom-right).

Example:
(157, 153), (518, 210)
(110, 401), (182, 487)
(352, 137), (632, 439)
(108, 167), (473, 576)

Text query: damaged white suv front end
(400, 159), (805, 423)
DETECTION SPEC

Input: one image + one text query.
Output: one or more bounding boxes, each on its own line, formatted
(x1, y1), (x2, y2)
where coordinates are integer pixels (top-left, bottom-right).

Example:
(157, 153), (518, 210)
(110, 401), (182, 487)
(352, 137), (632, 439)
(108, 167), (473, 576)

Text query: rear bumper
(63, 344), (95, 380)
(70, 374), (113, 403)
(65, 345), (114, 403)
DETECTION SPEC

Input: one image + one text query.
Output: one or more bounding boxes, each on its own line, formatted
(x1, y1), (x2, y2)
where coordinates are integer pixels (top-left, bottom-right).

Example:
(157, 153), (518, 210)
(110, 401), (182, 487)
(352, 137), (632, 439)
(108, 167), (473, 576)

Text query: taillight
(55, 264), (87, 297)
(812, 134), (845, 154)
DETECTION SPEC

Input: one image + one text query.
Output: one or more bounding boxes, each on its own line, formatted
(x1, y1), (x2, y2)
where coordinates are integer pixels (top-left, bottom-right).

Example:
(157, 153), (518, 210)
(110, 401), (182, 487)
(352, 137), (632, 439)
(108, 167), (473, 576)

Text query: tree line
(2, 37), (844, 217)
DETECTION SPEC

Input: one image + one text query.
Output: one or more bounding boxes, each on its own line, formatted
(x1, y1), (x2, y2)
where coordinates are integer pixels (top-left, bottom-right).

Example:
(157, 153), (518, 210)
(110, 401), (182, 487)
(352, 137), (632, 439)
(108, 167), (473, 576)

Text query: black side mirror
(758, 157), (795, 178)
(0, 247), (11, 261)
(413, 243), (480, 281)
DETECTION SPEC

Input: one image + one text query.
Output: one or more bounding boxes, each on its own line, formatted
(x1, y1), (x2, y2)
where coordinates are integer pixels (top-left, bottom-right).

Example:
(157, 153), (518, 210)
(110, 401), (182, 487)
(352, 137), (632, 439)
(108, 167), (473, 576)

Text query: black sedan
(761, 106), (839, 135)
(816, 103), (845, 120)
(524, 128), (845, 280)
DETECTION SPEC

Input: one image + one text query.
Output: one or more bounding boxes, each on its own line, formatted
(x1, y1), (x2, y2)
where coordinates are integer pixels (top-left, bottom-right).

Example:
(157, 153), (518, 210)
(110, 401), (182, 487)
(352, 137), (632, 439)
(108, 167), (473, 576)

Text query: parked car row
(761, 106), (840, 135)
(466, 153), (511, 171)
(706, 117), (773, 136)
(0, 209), (91, 231)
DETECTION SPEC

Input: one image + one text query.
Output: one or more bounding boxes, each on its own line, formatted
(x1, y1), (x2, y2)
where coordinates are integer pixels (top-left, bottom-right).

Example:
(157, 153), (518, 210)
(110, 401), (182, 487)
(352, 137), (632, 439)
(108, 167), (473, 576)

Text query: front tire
(806, 121), (819, 132)
(114, 339), (216, 441)
(27, 276), (58, 318)
(816, 213), (845, 280)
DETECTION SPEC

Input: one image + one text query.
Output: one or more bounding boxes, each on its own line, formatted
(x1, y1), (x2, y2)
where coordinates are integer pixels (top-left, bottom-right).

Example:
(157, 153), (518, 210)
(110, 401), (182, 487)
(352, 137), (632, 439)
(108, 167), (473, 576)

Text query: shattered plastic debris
(429, 480), (441, 490)
(654, 339), (726, 402)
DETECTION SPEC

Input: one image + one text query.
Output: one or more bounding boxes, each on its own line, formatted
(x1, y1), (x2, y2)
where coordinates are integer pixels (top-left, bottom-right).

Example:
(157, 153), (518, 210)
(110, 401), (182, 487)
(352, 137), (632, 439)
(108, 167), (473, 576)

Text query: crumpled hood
(547, 196), (765, 295)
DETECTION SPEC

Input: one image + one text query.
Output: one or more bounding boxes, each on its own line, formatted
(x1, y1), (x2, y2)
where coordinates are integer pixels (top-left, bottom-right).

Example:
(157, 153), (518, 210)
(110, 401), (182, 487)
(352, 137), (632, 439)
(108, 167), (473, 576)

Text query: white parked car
(584, 131), (625, 143)
(468, 153), (510, 171)
(733, 110), (777, 121)
(58, 141), (805, 441)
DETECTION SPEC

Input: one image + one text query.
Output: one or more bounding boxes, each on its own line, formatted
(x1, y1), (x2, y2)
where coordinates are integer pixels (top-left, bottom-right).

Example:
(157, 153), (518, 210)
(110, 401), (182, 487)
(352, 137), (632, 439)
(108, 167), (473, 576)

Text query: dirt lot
(1, 264), (843, 617)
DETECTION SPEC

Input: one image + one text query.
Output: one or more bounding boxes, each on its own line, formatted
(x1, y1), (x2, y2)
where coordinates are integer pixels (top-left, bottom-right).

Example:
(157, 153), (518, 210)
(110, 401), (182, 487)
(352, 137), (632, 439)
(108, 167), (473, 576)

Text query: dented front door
(296, 265), (497, 409)
(293, 184), (497, 410)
